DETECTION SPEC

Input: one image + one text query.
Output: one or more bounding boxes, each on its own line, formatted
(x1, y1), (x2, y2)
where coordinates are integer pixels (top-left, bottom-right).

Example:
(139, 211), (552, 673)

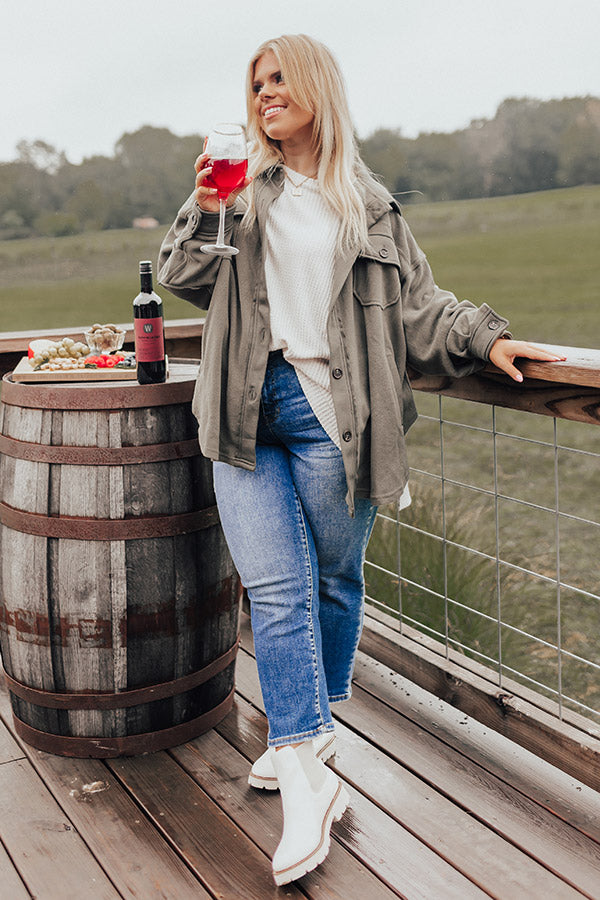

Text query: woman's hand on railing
(488, 339), (566, 383)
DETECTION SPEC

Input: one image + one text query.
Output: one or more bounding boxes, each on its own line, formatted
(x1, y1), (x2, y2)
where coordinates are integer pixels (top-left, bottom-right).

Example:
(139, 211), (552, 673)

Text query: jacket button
(488, 320), (499, 330)
(332, 367), (343, 379)
(342, 431), (352, 442)
(379, 247), (389, 259)
(248, 386), (257, 401)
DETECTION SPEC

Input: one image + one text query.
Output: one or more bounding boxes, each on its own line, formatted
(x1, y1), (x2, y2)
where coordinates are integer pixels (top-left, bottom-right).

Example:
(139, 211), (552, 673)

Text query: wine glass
(200, 124), (248, 256)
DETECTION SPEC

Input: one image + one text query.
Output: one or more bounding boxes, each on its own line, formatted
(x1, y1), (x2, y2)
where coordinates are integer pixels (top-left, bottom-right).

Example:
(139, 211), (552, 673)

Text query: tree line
(1, 96), (599, 239)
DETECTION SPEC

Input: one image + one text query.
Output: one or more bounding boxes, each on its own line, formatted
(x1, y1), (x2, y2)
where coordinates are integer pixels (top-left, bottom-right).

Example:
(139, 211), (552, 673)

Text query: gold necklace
(284, 169), (317, 197)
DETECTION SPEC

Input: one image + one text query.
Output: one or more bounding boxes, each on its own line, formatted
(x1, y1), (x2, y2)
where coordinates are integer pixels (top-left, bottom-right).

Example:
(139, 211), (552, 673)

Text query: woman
(158, 34), (563, 885)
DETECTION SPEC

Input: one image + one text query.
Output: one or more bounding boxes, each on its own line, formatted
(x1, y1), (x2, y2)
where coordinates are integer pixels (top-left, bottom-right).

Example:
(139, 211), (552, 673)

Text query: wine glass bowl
(200, 124), (248, 257)
(203, 158), (249, 200)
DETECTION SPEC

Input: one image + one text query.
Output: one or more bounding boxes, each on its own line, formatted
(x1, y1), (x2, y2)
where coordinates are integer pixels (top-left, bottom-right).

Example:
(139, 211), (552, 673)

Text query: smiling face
(252, 50), (315, 149)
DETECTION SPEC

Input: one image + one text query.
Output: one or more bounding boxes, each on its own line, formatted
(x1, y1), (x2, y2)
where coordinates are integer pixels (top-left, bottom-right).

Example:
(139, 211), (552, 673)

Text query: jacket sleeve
(157, 192), (236, 310)
(396, 216), (510, 376)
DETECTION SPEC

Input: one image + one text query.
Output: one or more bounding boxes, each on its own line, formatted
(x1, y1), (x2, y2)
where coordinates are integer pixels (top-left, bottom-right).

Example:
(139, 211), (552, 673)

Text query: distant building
(133, 217), (160, 229)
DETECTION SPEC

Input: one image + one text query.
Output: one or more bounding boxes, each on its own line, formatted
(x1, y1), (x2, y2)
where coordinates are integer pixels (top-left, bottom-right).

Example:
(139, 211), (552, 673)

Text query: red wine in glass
(200, 124), (248, 256)
(203, 158), (248, 200)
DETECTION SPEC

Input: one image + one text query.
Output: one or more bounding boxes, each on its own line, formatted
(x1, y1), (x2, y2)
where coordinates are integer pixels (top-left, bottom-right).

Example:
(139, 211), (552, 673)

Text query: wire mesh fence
(365, 390), (600, 725)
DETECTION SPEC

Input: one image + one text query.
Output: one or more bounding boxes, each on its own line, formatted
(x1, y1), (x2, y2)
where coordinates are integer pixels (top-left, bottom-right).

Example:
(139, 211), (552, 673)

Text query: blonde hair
(242, 34), (373, 252)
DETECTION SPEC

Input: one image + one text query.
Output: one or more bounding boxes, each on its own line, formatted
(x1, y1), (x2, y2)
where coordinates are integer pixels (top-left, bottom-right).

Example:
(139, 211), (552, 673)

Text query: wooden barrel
(0, 361), (241, 757)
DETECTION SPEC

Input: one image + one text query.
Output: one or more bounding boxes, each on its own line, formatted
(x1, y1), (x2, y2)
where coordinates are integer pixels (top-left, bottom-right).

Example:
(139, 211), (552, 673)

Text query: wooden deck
(1, 612), (600, 900)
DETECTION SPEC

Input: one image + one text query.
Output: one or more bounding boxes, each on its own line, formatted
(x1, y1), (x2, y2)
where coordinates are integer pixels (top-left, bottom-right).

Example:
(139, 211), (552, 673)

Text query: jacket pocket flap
(354, 236), (401, 307)
(361, 234), (402, 266)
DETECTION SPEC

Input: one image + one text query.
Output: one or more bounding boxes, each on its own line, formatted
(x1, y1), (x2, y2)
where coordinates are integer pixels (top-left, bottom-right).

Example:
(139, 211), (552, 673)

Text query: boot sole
(273, 781), (350, 886)
(248, 734), (337, 791)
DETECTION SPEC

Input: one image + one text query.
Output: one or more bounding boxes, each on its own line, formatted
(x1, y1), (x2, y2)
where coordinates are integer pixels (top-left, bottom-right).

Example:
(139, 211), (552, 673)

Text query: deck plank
(240, 609), (600, 847)
(231, 651), (492, 898)
(173, 728), (400, 900)
(17, 754), (208, 900)
(240, 615), (598, 894)
(0, 677), (212, 900)
(0, 840), (31, 900)
(225, 688), (592, 900)
(352, 649), (600, 851)
(0, 758), (121, 900)
(354, 644), (600, 844)
(330, 775), (488, 899)
(338, 680), (594, 899)
(234, 646), (586, 899)
(0, 716), (25, 765)
(107, 751), (307, 900)
(219, 692), (537, 900)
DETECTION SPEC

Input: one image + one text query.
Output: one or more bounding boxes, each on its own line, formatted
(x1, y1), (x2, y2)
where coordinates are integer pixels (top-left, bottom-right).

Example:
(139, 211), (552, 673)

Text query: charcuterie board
(11, 356), (138, 383)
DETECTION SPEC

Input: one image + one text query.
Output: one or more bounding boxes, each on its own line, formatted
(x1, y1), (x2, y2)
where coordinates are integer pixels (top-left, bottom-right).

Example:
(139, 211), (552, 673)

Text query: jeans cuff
(267, 723), (335, 748)
(328, 690), (351, 703)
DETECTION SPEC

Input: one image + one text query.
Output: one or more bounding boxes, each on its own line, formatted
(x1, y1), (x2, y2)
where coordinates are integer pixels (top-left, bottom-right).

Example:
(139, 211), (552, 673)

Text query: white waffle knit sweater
(265, 167), (341, 446)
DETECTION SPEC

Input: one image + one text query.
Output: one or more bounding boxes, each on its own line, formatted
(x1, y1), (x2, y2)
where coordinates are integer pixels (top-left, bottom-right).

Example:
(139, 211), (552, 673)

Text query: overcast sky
(2, 0), (599, 164)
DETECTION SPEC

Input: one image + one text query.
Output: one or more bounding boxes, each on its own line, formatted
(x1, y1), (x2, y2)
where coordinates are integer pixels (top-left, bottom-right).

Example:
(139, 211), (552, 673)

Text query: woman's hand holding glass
(194, 124), (251, 256)
(194, 153), (252, 213)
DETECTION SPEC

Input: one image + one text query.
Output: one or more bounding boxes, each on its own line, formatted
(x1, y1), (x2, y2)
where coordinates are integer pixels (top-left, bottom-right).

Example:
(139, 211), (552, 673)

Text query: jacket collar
(363, 178), (401, 228)
(254, 165), (398, 228)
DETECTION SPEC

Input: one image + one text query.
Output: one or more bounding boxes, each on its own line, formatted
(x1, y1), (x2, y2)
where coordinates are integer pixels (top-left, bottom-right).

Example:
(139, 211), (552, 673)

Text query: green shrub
(34, 211), (80, 237)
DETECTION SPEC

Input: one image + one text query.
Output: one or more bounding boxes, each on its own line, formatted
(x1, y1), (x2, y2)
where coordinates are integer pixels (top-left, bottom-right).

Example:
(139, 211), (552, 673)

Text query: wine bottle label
(134, 317), (164, 362)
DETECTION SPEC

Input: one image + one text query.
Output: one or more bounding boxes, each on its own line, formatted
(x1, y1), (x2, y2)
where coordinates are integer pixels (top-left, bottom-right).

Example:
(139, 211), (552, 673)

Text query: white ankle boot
(271, 740), (349, 885)
(248, 731), (336, 790)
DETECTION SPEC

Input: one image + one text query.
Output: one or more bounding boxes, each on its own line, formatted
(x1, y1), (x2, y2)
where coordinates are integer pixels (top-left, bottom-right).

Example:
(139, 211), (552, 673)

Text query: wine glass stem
(216, 197), (227, 248)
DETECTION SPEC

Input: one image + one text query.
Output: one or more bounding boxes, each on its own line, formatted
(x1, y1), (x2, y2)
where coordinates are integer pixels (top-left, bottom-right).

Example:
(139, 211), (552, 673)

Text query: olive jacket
(157, 167), (509, 514)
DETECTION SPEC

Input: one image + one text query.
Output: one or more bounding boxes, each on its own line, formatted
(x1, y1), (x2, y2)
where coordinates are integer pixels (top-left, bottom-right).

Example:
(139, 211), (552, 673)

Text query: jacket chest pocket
(353, 236), (402, 308)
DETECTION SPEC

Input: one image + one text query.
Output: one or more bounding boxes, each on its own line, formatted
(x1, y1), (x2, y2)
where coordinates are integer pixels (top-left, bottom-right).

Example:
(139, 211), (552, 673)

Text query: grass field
(1, 185), (598, 719)
(0, 228), (190, 331)
(403, 185), (600, 347)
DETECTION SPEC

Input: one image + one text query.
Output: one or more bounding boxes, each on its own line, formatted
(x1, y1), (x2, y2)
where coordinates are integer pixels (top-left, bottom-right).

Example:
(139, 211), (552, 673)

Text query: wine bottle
(133, 260), (166, 384)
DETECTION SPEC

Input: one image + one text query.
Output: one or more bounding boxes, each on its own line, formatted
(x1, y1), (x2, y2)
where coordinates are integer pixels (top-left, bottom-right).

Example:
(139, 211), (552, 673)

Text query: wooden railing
(3, 323), (597, 402)
(410, 344), (600, 422)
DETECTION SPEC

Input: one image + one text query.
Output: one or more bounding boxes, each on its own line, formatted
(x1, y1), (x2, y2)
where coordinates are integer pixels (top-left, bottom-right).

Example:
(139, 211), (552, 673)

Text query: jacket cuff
(468, 304), (511, 360)
(173, 205), (234, 248)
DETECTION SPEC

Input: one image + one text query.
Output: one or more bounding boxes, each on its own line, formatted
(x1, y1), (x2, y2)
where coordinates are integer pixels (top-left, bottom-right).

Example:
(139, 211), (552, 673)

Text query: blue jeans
(213, 351), (377, 747)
